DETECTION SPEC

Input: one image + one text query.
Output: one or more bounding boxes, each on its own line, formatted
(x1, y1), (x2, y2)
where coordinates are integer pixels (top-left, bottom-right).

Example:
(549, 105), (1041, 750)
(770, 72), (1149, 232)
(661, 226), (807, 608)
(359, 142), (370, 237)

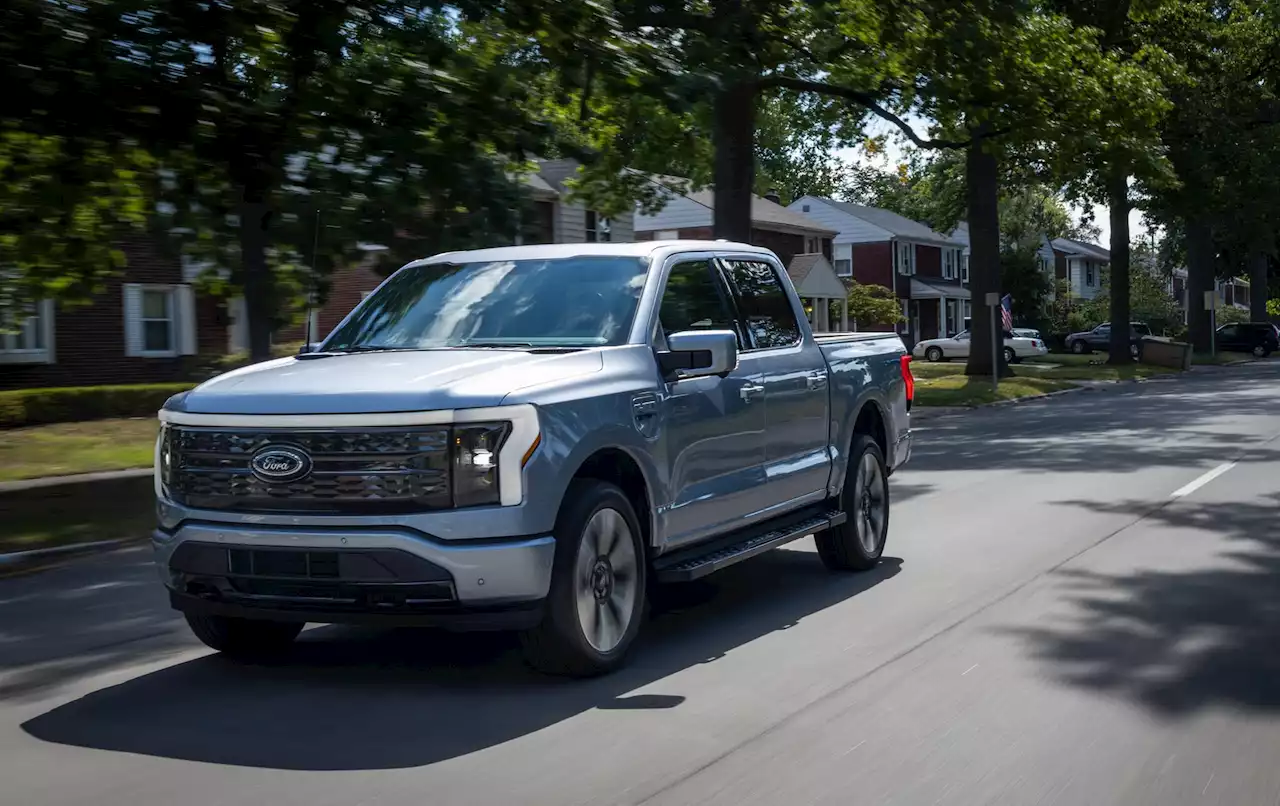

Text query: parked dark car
(1215, 322), (1279, 357)
(1066, 322), (1152, 354)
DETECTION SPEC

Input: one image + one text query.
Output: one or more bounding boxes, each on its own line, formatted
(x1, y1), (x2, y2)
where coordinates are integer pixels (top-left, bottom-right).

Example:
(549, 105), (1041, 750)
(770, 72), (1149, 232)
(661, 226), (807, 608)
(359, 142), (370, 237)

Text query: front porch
(788, 253), (850, 333)
(905, 278), (971, 345)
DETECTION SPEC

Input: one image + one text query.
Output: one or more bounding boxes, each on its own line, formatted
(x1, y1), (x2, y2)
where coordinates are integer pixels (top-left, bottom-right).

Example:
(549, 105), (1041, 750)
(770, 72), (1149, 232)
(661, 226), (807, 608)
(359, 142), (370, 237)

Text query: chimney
(764, 188), (781, 204)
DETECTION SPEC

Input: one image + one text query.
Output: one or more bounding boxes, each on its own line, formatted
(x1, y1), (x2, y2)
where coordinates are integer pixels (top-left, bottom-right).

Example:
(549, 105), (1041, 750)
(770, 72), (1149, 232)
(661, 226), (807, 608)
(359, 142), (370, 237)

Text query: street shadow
(1003, 493), (1280, 717)
(907, 365), (1280, 475)
(0, 546), (196, 701)
(23, 547), (902, 770)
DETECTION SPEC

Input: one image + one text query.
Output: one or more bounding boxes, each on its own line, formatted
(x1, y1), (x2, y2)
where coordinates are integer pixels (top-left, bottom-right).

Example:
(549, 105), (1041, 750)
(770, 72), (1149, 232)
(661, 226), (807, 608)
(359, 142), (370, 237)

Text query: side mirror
(298, 342), (321, 355)
(658, 330), (738, 379)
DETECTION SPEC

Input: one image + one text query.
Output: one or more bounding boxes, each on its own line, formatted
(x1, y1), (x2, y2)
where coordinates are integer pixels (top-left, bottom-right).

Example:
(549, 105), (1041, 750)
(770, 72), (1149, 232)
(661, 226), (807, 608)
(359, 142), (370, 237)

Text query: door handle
(632, 395), (659, 417)
(807, 372), (828, 391)
(740, 384), (765, 402)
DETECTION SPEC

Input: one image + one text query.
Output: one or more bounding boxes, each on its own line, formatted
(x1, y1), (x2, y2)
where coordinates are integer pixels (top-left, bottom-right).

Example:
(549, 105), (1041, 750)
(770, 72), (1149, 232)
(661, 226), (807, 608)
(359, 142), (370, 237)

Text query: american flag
(1000, 294), (1013, 331)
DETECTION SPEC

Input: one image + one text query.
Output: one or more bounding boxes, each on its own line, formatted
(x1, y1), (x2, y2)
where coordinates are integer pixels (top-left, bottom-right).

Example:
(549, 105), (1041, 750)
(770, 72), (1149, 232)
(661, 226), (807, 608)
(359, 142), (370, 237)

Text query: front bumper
(154, 521), (555, 627)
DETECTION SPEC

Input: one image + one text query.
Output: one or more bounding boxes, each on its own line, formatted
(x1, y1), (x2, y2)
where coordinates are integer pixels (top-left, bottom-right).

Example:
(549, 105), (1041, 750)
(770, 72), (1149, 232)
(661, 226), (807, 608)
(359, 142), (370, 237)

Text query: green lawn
(913, 354), (1179, 384)
(915, 374), (1078, 407)
(0, 418), (159, 483)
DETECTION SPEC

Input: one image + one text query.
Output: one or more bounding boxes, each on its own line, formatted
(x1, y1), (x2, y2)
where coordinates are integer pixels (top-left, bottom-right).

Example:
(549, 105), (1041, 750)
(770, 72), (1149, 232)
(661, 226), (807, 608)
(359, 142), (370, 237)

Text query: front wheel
(925, 346), (944, 362)
(521, 480), (647, 677)
(816, 435), (890, 572)
(184, 613), (303, 660)
(1071, 340), (1087, 354)
(1003, 346), (1016, 364)
(1253, 344), (1268, 357)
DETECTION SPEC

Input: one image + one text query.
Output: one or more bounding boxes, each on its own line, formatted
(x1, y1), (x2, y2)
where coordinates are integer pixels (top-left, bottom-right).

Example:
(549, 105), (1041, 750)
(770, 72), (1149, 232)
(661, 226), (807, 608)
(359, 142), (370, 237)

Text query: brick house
(787, 197), (967, 345)
(632, 178), (851, 331)
(0, 237), (220, 391)
(272, 160), (637, 348)
(634, 177), (837, 268)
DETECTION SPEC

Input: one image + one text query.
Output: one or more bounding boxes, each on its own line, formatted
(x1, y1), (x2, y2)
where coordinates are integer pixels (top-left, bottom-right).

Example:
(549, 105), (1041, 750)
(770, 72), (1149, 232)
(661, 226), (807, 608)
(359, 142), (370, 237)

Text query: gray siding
(787, 197), (894, 244)
(634, 191), (712, 232)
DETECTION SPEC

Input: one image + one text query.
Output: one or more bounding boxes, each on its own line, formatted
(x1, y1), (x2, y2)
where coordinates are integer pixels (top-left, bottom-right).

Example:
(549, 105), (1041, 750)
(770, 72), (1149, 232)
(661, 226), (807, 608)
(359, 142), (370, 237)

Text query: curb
(0, 467), (151, 495)
(0, 536), (147, 578)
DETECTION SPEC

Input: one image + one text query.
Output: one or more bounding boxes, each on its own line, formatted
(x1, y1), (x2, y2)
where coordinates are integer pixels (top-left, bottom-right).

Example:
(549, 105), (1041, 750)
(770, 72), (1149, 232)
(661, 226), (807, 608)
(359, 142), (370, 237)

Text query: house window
(1085, 262), (1096, 286)
(0, 300), (54, 364)
(125, 283), (196, 358)
(835, 259), (852, 277)
(586, 211), (611, 242)
(961, 254), (970, 283)
(805, 236), (820, 254)
(943, 249), (956, 280)
(895, 241), (916, 276)
(141, 289), (174, 353)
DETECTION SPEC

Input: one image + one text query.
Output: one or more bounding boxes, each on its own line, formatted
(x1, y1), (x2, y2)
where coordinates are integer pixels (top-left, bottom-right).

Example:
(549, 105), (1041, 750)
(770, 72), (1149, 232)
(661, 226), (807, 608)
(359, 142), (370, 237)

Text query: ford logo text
(250, 446), (313, 483)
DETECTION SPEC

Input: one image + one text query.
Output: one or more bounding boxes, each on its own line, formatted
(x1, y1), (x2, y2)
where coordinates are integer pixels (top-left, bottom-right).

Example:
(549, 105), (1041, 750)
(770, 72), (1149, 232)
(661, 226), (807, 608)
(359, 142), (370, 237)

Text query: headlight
(452, 423), (510, 508)
(158, 424), (174, 489)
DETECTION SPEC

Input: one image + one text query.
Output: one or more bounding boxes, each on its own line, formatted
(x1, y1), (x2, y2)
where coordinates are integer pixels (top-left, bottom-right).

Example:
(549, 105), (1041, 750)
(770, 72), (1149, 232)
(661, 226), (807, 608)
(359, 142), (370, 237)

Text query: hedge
(0, 383), (193, 429)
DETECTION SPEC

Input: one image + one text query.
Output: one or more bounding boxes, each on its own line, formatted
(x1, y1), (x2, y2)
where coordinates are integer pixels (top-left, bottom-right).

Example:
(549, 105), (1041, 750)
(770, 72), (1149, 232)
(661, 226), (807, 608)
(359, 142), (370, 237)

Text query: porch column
(841, 297), (849, 331)
(941, 296), (949, 336)
(816, 298), (830, 332)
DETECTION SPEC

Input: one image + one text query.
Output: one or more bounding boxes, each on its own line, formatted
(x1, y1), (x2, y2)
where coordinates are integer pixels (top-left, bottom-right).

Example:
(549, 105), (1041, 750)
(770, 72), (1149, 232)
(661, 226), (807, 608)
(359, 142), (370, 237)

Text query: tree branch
(757, 76), (970, 150)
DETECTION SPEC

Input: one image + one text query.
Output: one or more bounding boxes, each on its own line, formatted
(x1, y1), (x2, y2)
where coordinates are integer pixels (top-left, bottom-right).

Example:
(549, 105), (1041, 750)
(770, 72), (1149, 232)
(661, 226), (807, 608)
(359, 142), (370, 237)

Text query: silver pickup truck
(153, 241), (913, 675)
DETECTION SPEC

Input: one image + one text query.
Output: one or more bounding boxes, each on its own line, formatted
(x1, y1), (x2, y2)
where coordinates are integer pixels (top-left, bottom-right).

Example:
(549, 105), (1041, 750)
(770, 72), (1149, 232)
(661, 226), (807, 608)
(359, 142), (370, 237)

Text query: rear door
(653, 257), (769, 549)
(717, 256), (832, 512)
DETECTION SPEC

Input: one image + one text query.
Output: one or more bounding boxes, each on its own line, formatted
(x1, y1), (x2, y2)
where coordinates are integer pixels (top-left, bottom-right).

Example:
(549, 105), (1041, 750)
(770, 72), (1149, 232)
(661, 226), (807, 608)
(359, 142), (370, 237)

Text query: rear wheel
(1253, 343), (1268, 357)
(1003, 346), (1016, 364)
(816, 435), (889, 572)
(521, 480), (646, 677)
(925, 346), (944, 362)
(184, 613), (303, 660)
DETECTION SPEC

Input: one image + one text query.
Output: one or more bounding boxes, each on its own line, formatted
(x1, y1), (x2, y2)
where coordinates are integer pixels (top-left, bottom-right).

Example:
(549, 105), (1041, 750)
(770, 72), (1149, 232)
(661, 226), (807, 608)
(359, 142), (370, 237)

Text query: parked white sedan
(912, 330), (1049, 363)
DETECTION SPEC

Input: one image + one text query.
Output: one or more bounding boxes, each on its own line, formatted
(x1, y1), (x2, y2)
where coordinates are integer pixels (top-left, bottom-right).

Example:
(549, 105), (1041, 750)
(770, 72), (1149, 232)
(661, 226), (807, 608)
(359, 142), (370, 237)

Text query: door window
(718, 259), (802, 350)
(657, 260), (742, 348)
(1218, 325), (1240, 341)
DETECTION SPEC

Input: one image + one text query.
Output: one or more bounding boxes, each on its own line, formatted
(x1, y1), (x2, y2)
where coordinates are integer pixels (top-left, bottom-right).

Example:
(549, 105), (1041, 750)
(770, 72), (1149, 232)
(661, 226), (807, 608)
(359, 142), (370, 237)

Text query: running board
(654, 509), (847, 583)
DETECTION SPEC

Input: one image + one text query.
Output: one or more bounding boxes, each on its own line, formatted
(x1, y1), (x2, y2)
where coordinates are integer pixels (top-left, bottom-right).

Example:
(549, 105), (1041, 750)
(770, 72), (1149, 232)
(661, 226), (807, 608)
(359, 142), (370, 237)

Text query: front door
(655, 258), (769, 549)
(718, 256), (832, 513)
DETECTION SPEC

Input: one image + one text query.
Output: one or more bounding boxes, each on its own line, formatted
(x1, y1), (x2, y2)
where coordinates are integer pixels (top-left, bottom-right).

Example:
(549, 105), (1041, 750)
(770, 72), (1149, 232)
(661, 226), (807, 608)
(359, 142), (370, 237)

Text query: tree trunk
(239, 198), (274, 363)
(1106, 168), (1132, 364)
(963, 132), (1011, 378)
(1185, 214), (1215, 354)
(712, 82), (756, 243)
(1249, 249), (1269, 322)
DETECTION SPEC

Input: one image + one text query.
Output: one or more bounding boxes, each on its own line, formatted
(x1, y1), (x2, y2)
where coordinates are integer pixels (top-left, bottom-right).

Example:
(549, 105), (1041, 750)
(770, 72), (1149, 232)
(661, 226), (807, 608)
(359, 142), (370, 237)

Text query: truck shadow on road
(23, 547), (901, 770)
(1003, 494), (1280, 717)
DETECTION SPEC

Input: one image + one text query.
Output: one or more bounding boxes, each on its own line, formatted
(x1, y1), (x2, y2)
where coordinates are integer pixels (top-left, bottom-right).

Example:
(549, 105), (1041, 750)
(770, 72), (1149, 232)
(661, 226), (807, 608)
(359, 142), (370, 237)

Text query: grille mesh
(166, 427), (451, 513)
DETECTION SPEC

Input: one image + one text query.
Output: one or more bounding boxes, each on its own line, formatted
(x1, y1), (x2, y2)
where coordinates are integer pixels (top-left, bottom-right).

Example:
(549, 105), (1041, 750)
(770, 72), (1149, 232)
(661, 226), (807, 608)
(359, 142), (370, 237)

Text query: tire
(925, 346), (944, 362)
(816, 435), (890, 572)
(1003, 346), (1016, 364)
(1253, 344), (1268, 358)
(1070, 340), (1087, 354)
(521, 480), (647, 677)
(184, 613), (303, 660)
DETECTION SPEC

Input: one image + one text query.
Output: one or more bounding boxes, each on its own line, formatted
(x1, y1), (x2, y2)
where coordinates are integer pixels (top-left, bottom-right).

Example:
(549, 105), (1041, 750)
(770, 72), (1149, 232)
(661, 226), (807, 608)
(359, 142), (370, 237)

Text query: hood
(174, 349), (605, 415)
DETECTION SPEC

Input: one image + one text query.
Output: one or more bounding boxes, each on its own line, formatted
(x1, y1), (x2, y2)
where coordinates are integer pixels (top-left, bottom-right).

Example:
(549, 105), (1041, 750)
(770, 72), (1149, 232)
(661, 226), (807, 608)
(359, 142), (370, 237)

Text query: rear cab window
(716, 258), (801, 350)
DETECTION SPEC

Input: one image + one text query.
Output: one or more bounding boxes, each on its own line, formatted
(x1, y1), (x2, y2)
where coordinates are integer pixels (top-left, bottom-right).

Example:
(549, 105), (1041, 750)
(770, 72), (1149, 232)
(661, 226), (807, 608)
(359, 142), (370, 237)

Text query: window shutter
(123, 284), (143, 356)
(176, 285), (197, 355)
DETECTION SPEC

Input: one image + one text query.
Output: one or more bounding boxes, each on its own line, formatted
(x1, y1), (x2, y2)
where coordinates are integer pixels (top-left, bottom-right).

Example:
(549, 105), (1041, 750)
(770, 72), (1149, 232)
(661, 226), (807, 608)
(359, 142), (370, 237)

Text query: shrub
(0, 383), (193, 428)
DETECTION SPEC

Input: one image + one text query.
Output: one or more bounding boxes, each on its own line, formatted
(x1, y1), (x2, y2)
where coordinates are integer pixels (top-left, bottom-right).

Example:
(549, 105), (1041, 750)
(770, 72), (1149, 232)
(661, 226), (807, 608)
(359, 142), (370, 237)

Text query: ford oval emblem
(250, 445), (313, 483)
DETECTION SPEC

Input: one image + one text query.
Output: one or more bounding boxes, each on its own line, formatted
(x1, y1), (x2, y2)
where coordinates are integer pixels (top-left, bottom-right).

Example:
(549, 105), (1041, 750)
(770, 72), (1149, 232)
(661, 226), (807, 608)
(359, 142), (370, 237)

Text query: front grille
(164, 426), (451, 513)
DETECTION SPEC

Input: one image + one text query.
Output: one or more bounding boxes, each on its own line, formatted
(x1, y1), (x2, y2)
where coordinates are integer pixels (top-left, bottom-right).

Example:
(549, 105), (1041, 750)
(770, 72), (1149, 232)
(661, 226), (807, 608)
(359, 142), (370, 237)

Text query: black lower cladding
(169, 542), (459, 615)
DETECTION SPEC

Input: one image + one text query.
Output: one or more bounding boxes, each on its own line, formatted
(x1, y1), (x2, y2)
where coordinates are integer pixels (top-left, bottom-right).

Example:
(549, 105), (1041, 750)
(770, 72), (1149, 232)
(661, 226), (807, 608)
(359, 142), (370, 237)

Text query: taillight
(1031, 340), (1039, 348)
(900, 354), (914, 410)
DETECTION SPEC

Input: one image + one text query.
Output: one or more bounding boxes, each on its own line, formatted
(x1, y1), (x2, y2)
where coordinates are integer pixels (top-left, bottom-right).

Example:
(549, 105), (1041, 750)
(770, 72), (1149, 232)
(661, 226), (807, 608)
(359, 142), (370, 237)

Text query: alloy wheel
(573, 507), (639, 653)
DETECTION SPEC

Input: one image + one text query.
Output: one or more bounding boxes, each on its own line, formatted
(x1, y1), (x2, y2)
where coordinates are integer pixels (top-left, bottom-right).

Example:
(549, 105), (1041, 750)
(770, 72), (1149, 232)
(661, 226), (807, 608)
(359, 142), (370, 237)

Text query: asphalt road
(4, 361), (1280, 805)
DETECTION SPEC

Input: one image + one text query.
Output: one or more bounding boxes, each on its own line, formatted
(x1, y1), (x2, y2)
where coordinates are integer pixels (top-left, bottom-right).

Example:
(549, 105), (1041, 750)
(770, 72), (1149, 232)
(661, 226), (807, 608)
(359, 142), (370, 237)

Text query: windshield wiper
(458, 342), (536, 349)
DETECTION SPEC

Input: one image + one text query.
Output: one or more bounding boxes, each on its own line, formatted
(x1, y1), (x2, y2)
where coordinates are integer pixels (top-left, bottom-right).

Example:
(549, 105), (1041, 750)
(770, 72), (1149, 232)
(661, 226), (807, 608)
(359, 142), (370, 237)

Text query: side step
(653, 509), (847, 583)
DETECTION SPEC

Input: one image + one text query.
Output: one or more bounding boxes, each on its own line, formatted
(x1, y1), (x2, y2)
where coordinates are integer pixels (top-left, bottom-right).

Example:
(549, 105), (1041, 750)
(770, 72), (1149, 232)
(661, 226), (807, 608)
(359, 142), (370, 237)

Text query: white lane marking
(961, 664), (979, 676)
(1203, 771), (1215, 795)
(842, 739), (867, 756)
(1170, 462), (1237, 499)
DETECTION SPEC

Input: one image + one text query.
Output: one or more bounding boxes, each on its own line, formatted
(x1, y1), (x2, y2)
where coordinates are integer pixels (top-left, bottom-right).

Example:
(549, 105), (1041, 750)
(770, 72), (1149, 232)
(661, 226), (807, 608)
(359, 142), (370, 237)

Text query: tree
(4, 2), (578, 360)
(842, 281), (906, 329)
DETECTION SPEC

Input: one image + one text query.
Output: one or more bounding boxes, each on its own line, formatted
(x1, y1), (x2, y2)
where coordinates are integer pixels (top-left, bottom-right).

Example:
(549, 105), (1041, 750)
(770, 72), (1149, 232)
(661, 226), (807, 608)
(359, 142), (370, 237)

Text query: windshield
(322, 256), (649, 351)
